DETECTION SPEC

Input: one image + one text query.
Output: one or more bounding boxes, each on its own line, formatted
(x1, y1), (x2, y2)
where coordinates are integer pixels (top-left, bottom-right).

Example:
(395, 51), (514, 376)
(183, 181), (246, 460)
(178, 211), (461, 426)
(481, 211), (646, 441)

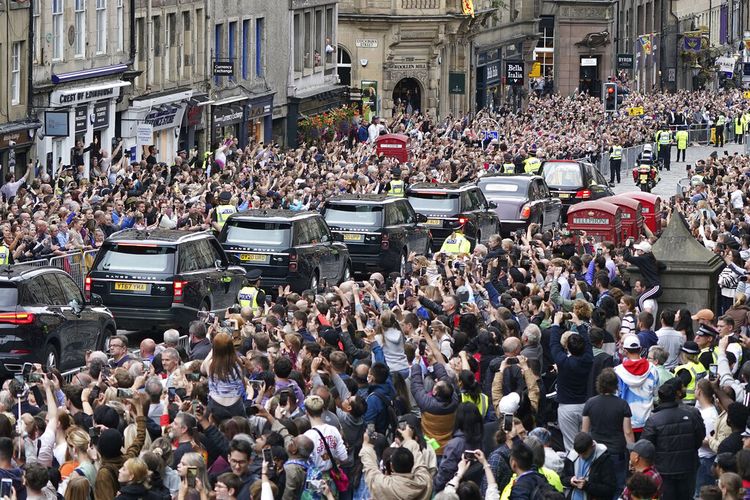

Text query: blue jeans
(694, 456), (716, 497)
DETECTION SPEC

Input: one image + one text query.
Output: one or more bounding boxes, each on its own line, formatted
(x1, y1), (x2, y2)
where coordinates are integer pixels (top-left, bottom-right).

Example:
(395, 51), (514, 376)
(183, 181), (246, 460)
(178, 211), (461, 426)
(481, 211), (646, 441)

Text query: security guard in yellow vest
(655, 126), (672, 171)
(0, 244), (9, 266)
(609, 141), (623, 184)
(439, 226), (471, 255)
(461, 392), (489, 419)
(523, 152), (542, 174)
(736, 114), (745, 144)
(673, 341), (706, 404)
(212, 191), (237, 232)
(695, 324), (718, 370)
(387, 179), (405, 197)
(743, 111), (750, 134)
(237, 269), (265, 317)
(675, 127), (689, 163)
(715, 113), (727, 147)
(501, 153), (515, 174)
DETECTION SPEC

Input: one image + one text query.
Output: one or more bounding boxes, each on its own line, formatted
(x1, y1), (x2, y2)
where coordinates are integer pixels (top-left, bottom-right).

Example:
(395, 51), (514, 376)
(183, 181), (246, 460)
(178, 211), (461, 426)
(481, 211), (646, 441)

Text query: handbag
(312, 427), (350, 492)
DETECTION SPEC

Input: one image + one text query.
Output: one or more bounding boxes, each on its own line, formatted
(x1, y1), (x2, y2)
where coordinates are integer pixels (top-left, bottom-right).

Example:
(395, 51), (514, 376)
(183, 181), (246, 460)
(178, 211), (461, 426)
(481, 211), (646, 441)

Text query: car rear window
(542, 163), (584, 189)
(95, 244), (176, 273)
(0, 284), (17, 307)
(223, 221), (292, 247)
(324, 205), (383, 227)
(478, 180), (526, 197)
(407, 192), (460, 213)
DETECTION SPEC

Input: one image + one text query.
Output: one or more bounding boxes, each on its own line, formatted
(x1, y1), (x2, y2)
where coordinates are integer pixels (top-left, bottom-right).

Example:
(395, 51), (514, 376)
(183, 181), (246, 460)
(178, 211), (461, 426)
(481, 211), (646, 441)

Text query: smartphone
(88, 427), (100, 446)
(367, 423), (376, 439)
(0, 478), (11, 497)
(143, 359), (151, 371)
(28, 373), (43, 383)
(186, 466), (197, 488)
(90, 385), (101, 400)
(262, 447), (274, 472)
(418, 339), (427, 356)
(462, 450), (477, 461)
(398, 293), (405, 303)
(503, 413), (514, 432)
(168, 387), (176, 403)
(21, 363), (32, 380)
(117, 388), (133, 398)
(186, 372), (201, 382)
(709, 364), (719, 381)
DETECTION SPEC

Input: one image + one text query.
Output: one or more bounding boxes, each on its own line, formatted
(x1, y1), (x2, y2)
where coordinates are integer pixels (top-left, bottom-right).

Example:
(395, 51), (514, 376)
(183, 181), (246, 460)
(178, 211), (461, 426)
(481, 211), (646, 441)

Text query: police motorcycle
(631, 145), (661, 193)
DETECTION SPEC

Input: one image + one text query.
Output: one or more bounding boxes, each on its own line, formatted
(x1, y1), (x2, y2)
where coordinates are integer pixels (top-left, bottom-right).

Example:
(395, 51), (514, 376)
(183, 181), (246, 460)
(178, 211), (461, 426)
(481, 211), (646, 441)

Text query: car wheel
(340, 262), (352, 284)
(309, 272), (319, 292)
(44, 344), (59, 371)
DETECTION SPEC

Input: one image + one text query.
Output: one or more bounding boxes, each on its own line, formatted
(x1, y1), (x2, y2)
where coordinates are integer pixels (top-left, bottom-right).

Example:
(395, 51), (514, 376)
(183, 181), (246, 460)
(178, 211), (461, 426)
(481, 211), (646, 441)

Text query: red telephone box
(622, 192), (662, 234)
(605, 195), (644, 241)
(375, 134), (409, 163)
(567, 200), (623, 245)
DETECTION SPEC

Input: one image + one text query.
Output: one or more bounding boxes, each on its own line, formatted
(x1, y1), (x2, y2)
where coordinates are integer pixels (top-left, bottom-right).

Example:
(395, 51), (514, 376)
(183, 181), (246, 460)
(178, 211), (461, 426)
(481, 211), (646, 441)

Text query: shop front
(211, 96), (248, 149)
(0, 121), (40, 182)
(122, 89), (193, 165)
(38, 79), (130, 176)
(475, 48), (501, 111)
(246, 94), (274, 145)
(286, 85), (346, 147)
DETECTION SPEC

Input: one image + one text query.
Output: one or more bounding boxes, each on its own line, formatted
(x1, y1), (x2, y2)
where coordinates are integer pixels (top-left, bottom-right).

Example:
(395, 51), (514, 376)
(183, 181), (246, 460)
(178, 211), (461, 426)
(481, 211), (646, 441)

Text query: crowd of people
(0, 89), (749, 500)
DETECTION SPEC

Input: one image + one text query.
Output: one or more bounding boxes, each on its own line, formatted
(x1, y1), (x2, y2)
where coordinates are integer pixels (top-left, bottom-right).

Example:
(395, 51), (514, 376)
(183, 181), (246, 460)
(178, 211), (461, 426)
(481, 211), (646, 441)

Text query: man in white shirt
(302, 395), (348, 472)
(0, 163), (30, 202)
(731, 184), (745, 210)
(655, 310), (683, 370)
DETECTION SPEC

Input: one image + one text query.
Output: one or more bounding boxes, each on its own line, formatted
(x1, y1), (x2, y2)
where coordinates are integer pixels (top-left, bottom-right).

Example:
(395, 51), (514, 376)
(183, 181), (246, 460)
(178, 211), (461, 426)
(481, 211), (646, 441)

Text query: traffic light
(604, 82), (618, 113)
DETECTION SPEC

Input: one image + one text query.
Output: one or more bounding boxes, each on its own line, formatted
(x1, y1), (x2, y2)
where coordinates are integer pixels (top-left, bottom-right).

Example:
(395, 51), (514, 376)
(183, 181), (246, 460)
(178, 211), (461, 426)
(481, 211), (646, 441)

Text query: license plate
(343, 233), (364, 242)
(239, 253), (270, 264)
(425, 219), (443, 226)
(558, 193), (570, 199)
(114, 282), (148, 292)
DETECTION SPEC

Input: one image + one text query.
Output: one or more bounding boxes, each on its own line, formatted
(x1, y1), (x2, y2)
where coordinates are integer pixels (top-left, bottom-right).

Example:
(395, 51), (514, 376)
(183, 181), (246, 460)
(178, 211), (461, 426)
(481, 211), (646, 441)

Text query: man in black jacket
(641, 378), (706, 500)
(562, 432), (616, 500)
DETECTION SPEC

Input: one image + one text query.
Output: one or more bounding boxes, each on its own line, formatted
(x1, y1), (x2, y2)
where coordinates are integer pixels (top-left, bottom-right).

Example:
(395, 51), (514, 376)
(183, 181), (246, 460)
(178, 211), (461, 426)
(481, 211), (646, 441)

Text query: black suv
(322, 195), (431, 274)
(86, 229), (246, 331)
(0, 265), (115, 375)
(406, 183), (501, 250)
(218, 210), (351, 292)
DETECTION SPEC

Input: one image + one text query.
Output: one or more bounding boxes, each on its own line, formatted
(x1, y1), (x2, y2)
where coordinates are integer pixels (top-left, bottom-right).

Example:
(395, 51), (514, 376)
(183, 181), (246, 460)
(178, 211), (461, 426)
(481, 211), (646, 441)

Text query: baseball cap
(633, 241), (652, 253)
(622, 334), (641, 351)
(691, 309), (715, 322)
(681, 340), (700, 355)
(627, 440), (656, 461)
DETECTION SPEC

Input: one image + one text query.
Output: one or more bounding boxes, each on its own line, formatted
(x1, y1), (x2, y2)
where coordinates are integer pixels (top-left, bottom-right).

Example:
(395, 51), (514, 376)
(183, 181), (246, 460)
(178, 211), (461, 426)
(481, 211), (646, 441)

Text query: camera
(197, 310), (216, 324)
(560, 312), (572, 322)
(462, 450), (478, 461)
(8, 141), (16, 147)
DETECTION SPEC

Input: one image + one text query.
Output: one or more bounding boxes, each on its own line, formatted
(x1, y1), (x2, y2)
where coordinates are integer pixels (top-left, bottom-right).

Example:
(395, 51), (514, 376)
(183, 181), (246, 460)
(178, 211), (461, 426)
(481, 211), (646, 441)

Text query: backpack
(292, 459), (324, 500)
(369, 391), (400, 441)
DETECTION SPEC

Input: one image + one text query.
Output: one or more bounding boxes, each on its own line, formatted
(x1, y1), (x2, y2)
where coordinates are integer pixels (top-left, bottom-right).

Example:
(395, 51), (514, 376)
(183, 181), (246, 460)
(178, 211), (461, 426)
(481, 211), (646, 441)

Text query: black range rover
(321, 194), (431, 274)
(0, 265), (116, 375)
(406, 183), (501, 250)
(86, 229), (246, 330)
(218, 210), (351, 292)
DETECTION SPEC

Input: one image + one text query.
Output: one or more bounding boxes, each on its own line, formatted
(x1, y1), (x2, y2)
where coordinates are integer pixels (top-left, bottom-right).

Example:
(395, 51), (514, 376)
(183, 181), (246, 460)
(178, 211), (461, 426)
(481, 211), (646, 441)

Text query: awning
(132, 89), (193, 109)
(50, 81), (131, 107)
(51, 63), (129, 84)
(211, 95), (249, 107)
(189, 93), (214, 107)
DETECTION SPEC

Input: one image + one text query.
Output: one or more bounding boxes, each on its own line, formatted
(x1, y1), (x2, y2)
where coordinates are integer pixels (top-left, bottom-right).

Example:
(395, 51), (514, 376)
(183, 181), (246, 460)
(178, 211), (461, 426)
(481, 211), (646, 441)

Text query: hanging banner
(682, 35), (703, 52)
(717, 56), (736, 76)
(639, 34), (653, 56)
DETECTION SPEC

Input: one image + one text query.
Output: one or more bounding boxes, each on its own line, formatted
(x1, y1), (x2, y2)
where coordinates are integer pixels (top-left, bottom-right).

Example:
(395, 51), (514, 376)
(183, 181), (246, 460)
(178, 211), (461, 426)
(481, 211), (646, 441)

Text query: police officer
(386, 169), (405, 197)
(655, 125), (672, 171)
(501, 153), (515, 174)
(608, 140), (623, 184)
(0, 242), (10, 266)
(674, 126), (689, 163)
(523, 149), (542, 174)
(212, 191), (237, 232)
(695, 324), (718, 371)
(673, 341), (706, 405)
(715, 113), (726, 147)
(439, 225), (471, 255)
(237, 269), (265, 318)
(638, 144), (654, 164)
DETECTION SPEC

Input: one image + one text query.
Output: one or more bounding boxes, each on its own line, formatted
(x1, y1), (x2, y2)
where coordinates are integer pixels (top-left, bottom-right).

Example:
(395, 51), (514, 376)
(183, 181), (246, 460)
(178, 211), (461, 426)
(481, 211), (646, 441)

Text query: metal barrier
(59, 334), (190, 384)
(590, 143), (651, 179)
(13, 249), (98, 291)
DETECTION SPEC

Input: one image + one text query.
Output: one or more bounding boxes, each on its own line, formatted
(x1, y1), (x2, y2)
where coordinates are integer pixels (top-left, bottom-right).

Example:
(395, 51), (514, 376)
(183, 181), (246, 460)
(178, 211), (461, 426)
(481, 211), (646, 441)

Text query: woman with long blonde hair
(116, 457), (151, 500)
(201, 332), (246, 422)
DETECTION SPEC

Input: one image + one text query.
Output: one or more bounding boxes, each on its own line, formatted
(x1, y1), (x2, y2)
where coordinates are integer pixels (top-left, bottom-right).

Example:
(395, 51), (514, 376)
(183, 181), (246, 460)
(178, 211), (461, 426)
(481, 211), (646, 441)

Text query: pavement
(611, 142), (746, 198)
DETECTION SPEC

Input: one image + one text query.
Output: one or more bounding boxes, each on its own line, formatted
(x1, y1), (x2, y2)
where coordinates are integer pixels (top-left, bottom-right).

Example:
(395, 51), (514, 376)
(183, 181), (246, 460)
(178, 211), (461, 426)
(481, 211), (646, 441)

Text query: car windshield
(542, 163), (584, 189)
(0, 284), (17, 307)
(223, 221), (292, 247)
(324, 205), (383, 227)
(96, 245), (176, 273)
(478, 179), (527, 198)
(407, 192), (460, 213)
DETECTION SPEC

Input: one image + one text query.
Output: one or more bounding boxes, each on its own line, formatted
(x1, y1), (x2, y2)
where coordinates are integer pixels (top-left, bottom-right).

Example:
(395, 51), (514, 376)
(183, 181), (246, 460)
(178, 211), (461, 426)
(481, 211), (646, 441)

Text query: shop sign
(617, 53), (634, 69)
(0, 130), (32, 150)
(486, 62), (500, 83)
(51, 85), (121, 106)
(247, 102), (272, 121)
(392, 63), (427, 70)
(74, 105), (88, 134)
(449, 73), (466, 94)
(92, 101), (109, 130)
(186, 105), (203, 128)
(45, 111), (69, 137)
(214, 107), (244, 126)
(355, 39), (378, 48)
(581, 57), (598, 67)
(136, 123), (154, 145)
(506, 62), (524, 86)
(145, 105), (181, 131)
(213, 61), (235, 76)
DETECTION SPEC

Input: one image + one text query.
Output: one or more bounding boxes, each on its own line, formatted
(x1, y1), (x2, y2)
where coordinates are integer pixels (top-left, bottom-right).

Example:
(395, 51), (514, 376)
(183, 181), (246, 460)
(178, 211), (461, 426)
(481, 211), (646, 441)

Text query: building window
(228, 21), (236, 81)
(255, 17), (264, 77)
(32, 0), (40, 63)
(533, 16), (554, 81)
(180, 11), (190, 78)
(304, 11), (312, 69)
(196, 9), (204, 78)
(293, 13), (302, 73)
(96, 0), (107, 53)
(242, 19), (249, 80)
(116, 0), (124, 52)
(165, 13), (175, 82)
(74, 0), (85, 57)
(52, 0), (63, 60)
(11, 42), (21, 105)
(314, 10), (322, 68)
(325, 7), (333, 64)
(214, 23), (223, 85)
